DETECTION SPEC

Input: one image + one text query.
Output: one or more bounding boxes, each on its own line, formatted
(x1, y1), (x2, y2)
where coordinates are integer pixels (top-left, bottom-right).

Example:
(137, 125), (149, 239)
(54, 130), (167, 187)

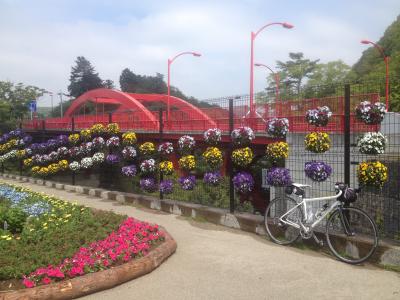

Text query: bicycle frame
(279, 189), (343, 231)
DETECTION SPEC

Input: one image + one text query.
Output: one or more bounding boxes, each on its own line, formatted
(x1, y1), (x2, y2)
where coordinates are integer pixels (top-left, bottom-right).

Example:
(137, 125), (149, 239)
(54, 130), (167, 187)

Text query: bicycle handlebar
(315, 189), (342, 201)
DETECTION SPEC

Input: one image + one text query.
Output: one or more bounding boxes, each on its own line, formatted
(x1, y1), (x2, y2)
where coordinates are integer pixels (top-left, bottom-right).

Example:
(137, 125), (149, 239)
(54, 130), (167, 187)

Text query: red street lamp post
(249, 22), (293, 116)
(167, 51), (201, 122)
(361, 39), (390, 110)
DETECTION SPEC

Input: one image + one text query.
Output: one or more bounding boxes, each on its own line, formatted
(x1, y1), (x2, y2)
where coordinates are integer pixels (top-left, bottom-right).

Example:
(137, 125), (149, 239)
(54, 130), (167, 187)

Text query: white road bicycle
(264, 183), (378, 264)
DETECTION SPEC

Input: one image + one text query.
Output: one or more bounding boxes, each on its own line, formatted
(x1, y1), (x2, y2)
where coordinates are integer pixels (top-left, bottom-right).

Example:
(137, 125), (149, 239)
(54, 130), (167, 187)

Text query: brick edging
(0, 229), (176, 300)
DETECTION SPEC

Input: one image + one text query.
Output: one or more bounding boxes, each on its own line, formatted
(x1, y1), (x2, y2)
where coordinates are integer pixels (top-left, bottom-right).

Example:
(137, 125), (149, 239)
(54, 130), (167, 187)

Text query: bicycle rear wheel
(326, 206), (378, 264)
(265, 196), (303, 245)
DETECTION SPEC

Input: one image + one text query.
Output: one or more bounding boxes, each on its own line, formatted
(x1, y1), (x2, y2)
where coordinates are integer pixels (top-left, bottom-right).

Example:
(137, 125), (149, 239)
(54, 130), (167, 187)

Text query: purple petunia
(159, 180), (174, 194)
(106, 154), (120, 165)
(304, 161), (332, 182)
(266, 167), (292, 187)
(140, 177), (157, 193)
(178, 175), (196, 190)
(232, 171), (254, 194)
(203, 171), (222, 186)
(121, 165), (137, 177)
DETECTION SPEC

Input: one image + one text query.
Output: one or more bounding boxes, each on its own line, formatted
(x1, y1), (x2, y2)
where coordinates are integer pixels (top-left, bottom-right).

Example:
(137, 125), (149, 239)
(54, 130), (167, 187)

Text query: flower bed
(0, 183), (166, 291)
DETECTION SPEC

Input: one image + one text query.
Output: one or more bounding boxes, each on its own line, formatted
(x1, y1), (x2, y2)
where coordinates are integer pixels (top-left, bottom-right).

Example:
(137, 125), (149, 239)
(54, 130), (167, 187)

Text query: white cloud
(0, 0), (398, 106)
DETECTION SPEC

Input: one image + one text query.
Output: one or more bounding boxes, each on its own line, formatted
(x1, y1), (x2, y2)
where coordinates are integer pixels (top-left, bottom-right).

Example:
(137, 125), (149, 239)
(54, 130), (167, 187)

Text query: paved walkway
(2, 178), (400, 300)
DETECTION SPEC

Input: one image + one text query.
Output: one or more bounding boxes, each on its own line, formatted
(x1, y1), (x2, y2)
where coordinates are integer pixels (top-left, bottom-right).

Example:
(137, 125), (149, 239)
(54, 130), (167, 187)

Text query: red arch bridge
(22, 88), (379, 142)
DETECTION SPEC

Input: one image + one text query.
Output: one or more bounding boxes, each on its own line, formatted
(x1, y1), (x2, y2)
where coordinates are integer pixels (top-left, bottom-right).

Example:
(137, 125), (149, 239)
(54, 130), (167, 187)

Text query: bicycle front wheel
(265, 196), (303, 245)
(326, 206), (378, 264)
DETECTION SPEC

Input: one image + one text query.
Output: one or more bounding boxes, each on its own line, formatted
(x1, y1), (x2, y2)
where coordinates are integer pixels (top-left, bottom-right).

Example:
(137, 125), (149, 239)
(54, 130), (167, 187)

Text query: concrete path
(2, 178), (400, 300)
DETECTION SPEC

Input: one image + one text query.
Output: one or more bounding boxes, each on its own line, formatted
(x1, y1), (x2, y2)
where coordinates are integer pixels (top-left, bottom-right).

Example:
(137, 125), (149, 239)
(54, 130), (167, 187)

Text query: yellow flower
(58, 160), (68, 171)
(106, 123), (120, 134)
(24, 158), (33, 167)
(202, 147), (223, 170)
(68, 133), (80, 144)
(179, 155), (196, 171)
(90, 123), (106, 135)
(16, 149), (26, 159)
(139, 142), (156, 155)
(305, 132), (331, 153)
(80, 129), (92, 140)
(357, 160), (388, 188)
(266, 142), (289, 161)
(232, 147), (253, 167)
(122, 132), (137, 145)
(159, 161), (174, 175)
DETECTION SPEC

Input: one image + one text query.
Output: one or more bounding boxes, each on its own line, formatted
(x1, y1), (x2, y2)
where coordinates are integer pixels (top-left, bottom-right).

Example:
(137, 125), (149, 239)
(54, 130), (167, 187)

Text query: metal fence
(12, 79), (400, 240)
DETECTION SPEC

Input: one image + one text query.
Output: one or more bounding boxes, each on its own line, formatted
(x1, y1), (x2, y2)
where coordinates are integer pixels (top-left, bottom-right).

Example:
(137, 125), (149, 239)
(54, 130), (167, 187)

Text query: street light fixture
(254, 62), (280, 102)
(361, 39), (390, 110)
(249, 22), (293, 116)
(167, 51), (202, 122)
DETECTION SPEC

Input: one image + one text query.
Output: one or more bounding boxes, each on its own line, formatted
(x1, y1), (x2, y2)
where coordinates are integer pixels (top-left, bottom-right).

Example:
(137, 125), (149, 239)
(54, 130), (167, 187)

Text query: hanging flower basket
(231, 147), (253, 168)
(202, 147), (223, 170)
(266, 118), (289, 138)
(140, 177), (157, 193)
(305, 132), (331, 153)
(265, 142), (289, 162)
(203, 171), (222, 186)
(357, 132), (387, 155)
(231, 127), (255, 146)
(178, 175), (196, 190)
(158, 142), (174, 156)
(266, 167), (292, 187)
(159, 160), (174, 175)
(232, 171), (254, 194)
(355, 101), (386, 125)
(178, 135), (195, 154)
(159, 180), (174, 194)
(140, 158), (157, 175)
(306, 106), (332, 127)
(121, 165), (137, 177)
(204, 128), (222, 145)
(357, 160), (388, 188)
(304, 161), (332, 182)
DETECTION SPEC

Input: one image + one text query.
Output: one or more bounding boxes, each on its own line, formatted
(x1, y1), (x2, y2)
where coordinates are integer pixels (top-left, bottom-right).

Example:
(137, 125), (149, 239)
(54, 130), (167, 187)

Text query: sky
(0, 0), (399, 106)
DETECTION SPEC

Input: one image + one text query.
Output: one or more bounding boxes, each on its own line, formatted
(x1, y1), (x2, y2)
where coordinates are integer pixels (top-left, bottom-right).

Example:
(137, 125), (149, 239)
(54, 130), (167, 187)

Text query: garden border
(1, 172), (399, 268)
(0, 224), (176, 300)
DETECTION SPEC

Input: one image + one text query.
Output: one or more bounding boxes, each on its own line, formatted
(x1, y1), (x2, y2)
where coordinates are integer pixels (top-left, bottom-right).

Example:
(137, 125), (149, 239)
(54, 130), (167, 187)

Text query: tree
(103, 79), (115, 89)
(119, 68), (215, 108)
(0, 81), (44, 131)
(68, 56), (104, 98)
(275, 52), (320, 95)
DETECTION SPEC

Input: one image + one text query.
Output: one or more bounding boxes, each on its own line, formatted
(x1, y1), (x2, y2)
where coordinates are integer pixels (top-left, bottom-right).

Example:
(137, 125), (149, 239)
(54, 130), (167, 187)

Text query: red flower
(42, 277), (51, 285)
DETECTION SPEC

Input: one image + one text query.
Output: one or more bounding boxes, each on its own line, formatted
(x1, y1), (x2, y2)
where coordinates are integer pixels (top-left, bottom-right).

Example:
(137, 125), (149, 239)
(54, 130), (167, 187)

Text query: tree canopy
(0, 81), (45, 131)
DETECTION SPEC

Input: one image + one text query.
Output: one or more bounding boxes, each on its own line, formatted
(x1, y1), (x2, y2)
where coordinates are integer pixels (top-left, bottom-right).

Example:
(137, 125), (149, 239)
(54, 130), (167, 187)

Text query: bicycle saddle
(285, 183), (311, 196)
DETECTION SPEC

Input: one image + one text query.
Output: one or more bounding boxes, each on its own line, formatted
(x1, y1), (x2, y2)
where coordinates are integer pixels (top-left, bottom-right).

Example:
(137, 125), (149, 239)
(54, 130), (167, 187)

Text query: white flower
(122, 146), (137, 159)
(357, 132), (387, 155)
(92, 152), (105, 164)
(69, 161), (80, 171)
(80, 157), (93, 169)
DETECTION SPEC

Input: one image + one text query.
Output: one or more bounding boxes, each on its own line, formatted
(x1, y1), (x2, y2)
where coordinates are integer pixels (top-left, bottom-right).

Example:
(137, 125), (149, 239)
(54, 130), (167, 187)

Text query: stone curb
(0, 230), (177, 300)
(1, 172), (399, 266)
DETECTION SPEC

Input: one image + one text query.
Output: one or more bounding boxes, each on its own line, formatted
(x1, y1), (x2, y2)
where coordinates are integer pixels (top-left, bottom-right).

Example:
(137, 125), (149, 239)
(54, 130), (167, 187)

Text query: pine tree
(68, 56), (104, 98)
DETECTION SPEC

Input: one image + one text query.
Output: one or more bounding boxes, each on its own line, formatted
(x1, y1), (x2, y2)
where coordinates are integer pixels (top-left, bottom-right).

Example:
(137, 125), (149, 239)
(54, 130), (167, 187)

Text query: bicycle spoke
(326, 207), (378, 264)
(265, 197), (302, 245)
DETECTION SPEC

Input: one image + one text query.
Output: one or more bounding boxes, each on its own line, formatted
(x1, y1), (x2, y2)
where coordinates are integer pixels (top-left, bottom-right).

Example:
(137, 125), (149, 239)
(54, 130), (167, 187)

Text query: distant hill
(351, 15), (400, 111)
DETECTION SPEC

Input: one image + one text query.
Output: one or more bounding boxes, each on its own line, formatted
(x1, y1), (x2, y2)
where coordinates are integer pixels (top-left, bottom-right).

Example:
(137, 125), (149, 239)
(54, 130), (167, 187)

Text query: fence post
(344, 84), (351, 185)
(159, 108), (164, 200)
(108, 112), (112, 124)
(229, 98), (235, 213)
(71, 117), (75, 133)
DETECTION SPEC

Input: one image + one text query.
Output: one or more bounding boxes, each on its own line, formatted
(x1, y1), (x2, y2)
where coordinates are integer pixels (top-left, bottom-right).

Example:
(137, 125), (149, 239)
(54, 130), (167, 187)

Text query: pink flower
(42, 277), (52, 285)
(23, 278), (35, 288)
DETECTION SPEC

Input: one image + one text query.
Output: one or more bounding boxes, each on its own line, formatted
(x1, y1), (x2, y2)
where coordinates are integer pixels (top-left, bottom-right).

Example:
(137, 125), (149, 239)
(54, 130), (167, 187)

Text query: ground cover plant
(0, 183), (165, 290)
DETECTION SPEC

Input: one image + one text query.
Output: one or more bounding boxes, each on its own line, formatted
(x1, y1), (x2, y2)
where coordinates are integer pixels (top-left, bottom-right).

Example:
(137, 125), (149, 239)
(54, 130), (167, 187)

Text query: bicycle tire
(326, 206), (378, 264)
(265, 196), (303, 245)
